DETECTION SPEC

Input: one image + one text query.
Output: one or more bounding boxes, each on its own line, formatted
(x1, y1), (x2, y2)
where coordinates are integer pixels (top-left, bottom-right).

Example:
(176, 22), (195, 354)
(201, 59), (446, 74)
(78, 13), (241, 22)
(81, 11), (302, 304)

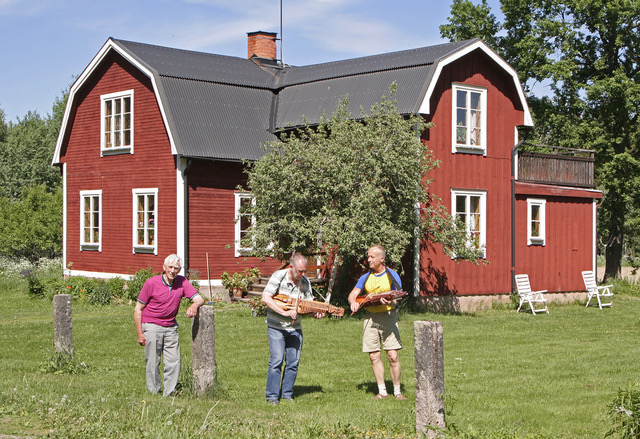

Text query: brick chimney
(247, 31), (278, 60)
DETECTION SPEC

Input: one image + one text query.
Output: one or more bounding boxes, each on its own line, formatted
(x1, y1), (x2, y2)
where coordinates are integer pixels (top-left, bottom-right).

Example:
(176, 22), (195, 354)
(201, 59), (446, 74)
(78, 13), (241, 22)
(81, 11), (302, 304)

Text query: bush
(88, 282), (112, 306)
(44, 277), (71, 300)
(67, 276), (100, 302)
(21, 268), (45, 298)
(124, 267), (157, 302)
(608, 383), (640, 438)
(106, 276), (126, 301)
(611, 278), (640, 297)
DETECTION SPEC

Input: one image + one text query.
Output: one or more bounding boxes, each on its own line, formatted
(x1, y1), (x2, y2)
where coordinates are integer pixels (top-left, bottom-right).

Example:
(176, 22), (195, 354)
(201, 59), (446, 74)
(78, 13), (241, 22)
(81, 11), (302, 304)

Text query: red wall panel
(186, 160), (281, 279)
(515, 195), (594, 293)
(420, 51), (521, 296)
(61, 52), (177, 276)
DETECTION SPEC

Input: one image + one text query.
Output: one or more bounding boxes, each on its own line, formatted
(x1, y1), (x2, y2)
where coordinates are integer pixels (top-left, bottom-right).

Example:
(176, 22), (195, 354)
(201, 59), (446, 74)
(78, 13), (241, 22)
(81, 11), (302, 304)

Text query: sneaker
(394, 394), (407, 400)
(373, 393), (389, 400)
(267, 399), (280, 405)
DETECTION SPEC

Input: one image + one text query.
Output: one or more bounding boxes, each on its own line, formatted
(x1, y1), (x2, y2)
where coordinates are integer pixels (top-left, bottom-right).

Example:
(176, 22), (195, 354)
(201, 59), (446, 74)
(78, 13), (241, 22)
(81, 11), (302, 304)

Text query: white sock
(394, 385), (402, 396)
(378, 384), (388, 396)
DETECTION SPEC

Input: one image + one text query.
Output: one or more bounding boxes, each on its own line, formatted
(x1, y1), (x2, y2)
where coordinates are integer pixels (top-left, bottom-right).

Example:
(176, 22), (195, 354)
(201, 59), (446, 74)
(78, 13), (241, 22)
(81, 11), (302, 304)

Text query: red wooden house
(52, 32), (601, 307)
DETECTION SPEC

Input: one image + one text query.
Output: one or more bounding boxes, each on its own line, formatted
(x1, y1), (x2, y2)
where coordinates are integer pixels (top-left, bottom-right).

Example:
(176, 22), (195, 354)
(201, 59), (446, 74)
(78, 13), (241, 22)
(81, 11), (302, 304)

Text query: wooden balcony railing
(517, 145), (595, 188)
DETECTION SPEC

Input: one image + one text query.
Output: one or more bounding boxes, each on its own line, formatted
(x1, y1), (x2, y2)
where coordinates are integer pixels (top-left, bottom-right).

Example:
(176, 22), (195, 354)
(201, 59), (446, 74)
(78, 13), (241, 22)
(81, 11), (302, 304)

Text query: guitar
(272, 294), (345, 318)
(353, 290), (408, 313)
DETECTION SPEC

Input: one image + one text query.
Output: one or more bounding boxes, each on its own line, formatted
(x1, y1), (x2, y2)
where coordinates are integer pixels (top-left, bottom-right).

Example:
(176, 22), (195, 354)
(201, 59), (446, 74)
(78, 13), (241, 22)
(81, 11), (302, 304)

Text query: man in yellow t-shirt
(348, 245), (406, 400)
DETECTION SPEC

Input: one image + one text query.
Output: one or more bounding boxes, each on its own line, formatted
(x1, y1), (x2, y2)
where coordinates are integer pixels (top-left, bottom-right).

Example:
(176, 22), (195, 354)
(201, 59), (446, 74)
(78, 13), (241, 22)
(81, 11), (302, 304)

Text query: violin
(353, 290), (408, 311)
(272, 294), (345, 318)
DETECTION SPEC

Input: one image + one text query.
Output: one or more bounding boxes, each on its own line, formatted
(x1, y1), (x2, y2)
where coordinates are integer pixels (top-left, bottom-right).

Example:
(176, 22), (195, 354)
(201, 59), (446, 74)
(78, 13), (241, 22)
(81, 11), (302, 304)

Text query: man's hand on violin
(283, 309), (298, 320)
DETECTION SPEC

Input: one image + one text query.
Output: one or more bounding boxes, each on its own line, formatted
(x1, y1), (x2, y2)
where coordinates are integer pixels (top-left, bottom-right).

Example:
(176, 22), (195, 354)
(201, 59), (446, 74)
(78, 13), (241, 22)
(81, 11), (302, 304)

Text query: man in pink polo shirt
(134, 254), (204, 396)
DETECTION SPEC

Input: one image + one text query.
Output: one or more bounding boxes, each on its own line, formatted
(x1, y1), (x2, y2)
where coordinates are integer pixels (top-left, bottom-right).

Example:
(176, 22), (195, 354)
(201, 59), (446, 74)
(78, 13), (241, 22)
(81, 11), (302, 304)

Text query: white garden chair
(582, 270), (613, 309)
(514, 274), (549, 315)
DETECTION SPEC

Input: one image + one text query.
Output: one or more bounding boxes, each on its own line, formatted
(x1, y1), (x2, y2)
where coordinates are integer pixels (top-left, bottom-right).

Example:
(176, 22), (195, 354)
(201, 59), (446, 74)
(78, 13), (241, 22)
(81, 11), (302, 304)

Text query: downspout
(413, 114), (422, 299)
(511, 127), (531, 293)
(182, 158), (193, 274)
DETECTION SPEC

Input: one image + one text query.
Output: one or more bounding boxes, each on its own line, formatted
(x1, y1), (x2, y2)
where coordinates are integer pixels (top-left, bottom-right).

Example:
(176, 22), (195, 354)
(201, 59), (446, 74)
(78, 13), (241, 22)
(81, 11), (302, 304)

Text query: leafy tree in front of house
(242, 91), (485, 286)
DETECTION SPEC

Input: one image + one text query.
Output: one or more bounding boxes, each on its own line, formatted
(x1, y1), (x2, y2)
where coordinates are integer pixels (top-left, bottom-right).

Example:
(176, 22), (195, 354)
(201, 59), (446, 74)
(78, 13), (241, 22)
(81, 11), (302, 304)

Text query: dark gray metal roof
(276, 65), (434, 128)
(114, 39), (277, 88)
(277, 40), (474, 87)
(160, 77), (274, 161)
(100, 38), (480, 161)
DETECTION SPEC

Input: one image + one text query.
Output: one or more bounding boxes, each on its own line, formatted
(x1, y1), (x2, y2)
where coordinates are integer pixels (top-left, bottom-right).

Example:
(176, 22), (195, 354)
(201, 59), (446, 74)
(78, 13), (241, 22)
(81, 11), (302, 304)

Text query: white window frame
(132, 188), (157, 254)
(452, 83), (487, 155)
(451, 189), (487, 258)
(101, 89), (134, 156)
(234, 192), (255, 257)
(80, 190), (102, 252)
(527, 198), (546, 246)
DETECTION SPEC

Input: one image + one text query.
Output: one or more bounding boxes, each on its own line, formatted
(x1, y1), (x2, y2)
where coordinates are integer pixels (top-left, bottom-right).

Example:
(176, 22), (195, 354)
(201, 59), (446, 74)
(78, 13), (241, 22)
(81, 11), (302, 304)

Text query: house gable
(417, 39), (533, 127)
(61, 48), (178, 277)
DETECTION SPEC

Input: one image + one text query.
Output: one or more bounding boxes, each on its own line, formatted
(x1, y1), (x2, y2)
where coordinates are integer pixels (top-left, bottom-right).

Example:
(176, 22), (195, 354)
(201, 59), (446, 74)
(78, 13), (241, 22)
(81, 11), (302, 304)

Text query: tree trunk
(605, 224), (623, 281)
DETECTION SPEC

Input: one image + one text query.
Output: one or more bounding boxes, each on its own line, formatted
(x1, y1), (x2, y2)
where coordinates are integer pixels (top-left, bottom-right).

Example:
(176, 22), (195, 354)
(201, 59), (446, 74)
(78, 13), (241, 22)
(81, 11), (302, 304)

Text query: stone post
(414, 320), (445, 437)
(53, 294), (73, 356)
(191, 305), (216, 396)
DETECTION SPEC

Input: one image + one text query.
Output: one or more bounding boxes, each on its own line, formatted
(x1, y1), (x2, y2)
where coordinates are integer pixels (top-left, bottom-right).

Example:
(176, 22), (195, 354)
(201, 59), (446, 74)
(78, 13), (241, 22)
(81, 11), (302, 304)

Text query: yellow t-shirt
(363, 270), (395, 313)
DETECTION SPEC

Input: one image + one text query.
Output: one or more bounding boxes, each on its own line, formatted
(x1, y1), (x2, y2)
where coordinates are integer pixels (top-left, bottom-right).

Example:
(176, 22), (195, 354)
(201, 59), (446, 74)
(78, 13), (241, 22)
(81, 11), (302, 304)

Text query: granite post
(53, 294), (73, 356)
(191, 305), (216, 396)
(414, 320), (445, 437)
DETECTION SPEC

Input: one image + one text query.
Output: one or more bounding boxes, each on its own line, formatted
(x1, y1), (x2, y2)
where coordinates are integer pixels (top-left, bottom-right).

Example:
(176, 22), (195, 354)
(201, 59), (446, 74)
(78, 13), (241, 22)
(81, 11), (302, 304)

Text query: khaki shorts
(362, 310), (402, 352)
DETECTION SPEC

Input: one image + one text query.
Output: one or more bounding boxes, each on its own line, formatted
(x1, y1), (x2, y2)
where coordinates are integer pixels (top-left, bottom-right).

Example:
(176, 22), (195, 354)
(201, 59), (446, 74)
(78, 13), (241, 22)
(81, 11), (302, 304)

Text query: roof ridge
(111, 38), (246, 61)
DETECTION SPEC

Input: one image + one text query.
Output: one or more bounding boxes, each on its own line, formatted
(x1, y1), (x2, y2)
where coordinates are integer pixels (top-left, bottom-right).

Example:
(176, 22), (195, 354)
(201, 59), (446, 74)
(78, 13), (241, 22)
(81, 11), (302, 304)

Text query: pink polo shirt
(138, 274), (199, 327)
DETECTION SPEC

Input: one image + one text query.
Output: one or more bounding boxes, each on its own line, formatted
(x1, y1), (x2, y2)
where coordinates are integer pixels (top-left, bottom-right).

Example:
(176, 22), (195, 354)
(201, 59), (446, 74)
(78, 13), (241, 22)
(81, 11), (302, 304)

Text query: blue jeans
(266, 326), (303, 401)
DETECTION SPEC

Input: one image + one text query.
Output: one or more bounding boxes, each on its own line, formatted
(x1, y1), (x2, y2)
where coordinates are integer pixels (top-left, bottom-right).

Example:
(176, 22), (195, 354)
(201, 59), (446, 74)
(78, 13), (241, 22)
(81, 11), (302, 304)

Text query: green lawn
(1, 272), (639, 438)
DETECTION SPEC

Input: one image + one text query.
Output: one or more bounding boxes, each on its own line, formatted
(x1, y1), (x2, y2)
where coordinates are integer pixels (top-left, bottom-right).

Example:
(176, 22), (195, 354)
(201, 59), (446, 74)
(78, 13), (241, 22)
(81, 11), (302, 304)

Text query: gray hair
(164, 254), (182, 268)
(369, 245), (386, 259)
(289, 252), (307, 267)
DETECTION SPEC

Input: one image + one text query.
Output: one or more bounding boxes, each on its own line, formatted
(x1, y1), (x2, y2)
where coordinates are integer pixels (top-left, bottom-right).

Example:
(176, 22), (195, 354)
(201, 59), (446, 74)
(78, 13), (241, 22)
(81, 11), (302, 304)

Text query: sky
(0, 0), (503, 123)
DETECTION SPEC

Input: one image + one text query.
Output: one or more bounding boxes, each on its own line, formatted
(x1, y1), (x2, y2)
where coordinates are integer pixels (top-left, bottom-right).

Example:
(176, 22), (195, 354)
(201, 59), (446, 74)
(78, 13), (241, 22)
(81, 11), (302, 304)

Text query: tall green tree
(0, 110), (61, 200)
(0, 184), (63, 262)
(442, 0), (640, 279)
(440, 0), (502, 50)
(0, 88), (67, 201)
(0, 89), (68, 261)
(243, 93), (484, 283)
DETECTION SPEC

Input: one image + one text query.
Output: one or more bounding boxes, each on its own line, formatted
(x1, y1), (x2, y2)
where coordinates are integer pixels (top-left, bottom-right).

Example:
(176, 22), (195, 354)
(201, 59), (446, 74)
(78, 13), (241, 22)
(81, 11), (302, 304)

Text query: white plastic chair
(582, 270), (613, 309)
(514, 274), (549, 315)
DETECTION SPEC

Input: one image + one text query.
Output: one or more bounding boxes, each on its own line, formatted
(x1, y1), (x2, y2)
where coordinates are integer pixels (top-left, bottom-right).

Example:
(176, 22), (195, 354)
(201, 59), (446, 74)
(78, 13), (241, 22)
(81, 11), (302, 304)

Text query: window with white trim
(234, 192), (255, 257)
(101, 90), (133, 155)
(527, 198), (546, 246)
(452, 189), (487, 257)
(80, 190), (102, 251)
(452, 83), (487, 154)
(132, 188), (157, 254)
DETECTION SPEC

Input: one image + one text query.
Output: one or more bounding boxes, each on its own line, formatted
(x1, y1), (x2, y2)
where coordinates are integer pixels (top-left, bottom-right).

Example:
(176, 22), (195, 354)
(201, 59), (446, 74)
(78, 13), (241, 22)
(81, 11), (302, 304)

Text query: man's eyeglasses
(166, 265), (181, 271)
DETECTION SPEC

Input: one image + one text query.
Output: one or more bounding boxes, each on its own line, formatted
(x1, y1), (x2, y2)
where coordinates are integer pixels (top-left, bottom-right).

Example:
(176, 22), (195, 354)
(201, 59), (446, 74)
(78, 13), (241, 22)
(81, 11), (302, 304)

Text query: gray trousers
(142, 323), (181, 396)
